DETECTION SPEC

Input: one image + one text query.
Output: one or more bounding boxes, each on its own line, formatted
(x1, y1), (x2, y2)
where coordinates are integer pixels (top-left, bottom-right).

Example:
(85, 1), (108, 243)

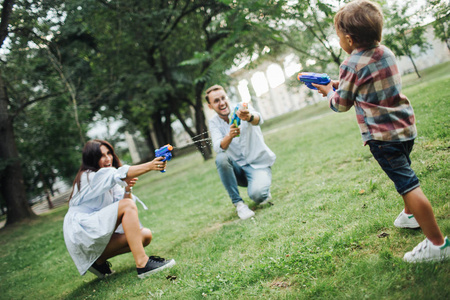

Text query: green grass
(1, 62), (449, 299)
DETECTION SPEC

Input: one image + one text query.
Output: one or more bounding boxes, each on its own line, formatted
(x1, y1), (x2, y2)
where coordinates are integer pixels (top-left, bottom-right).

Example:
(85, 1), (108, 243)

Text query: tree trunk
(407, 54), (421, 78)
(0, 73), (37, 226)
(193, 103), (212, 160)
(45, 190), (54, 209)
(152, 111), (167, 148)
(143, 126), (156, 160)
(163, 109), (174, 147)
(168, 92), (212, 161)
(402, 33), (421, 78)
(40, 173), (54, 209)
(193, 83), (212, 160)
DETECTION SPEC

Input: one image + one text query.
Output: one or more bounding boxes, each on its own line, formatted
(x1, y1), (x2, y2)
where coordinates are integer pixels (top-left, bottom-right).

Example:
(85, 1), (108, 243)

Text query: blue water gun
(229, 103), (248, 137)
(297, 72), (335, 90)
(154, 144), (173, 173)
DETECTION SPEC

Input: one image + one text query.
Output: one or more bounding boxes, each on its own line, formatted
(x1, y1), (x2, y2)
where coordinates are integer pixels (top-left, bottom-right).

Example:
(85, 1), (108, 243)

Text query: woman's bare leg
(96, 228), (152, 264)
(102, 198), (150, 268)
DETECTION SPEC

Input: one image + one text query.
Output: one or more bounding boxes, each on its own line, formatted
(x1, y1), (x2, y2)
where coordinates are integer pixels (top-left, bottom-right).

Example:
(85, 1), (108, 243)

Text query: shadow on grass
(62, 268), (133, 300)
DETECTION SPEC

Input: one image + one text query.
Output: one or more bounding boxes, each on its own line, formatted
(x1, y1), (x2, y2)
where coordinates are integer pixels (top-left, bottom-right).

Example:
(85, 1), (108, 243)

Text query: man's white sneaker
(236, 202), (255, 220)
(394, 209), (420, 229)
(403, 237), (450, 263)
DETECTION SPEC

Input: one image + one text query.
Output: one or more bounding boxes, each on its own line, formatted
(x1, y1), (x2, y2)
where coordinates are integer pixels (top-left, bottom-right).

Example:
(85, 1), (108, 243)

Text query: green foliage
(1, 0), (90, 199)
(15, 96), (87, 197)
(58, 0), (268, 152)
(0, 62), (448, 300)
(383, 0), (430, 77)
(428, 0), (450, 50)
(260, 0), (344, 70)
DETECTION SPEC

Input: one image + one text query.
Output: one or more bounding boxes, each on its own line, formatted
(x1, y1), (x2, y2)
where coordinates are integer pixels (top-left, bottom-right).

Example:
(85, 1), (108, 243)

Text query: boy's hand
(312, 82), (333, 97)
(331, 80), (339, 89)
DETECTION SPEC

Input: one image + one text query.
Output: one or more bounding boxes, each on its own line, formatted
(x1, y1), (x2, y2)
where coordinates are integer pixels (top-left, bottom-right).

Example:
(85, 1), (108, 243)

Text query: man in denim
(205, 85), (276, 220)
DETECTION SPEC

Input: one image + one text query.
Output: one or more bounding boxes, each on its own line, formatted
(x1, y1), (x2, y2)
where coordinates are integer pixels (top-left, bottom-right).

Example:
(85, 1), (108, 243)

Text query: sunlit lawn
(0, 62), (449, 299)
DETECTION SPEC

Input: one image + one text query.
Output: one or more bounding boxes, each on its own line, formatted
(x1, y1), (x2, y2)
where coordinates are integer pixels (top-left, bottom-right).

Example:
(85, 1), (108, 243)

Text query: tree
(383, 1), (430, 78)
(0, 0), (90, 225)
(0, 0), (37, 225)
(58, 0), (215, 159)
(239, 0), (345, 74)
(59, 0), (289, 161)
(428, 0), (450, 50)
(15, 92), (86, 201)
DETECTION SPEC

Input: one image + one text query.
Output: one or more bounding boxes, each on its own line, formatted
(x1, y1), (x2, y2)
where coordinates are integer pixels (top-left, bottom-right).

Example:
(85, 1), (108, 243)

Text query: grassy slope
(0, 62), (449, 300)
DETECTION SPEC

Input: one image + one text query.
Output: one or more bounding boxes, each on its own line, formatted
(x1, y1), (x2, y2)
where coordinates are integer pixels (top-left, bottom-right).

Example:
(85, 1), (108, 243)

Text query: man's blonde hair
(205, 85), (225, 103)
(334, 0), (384, 47)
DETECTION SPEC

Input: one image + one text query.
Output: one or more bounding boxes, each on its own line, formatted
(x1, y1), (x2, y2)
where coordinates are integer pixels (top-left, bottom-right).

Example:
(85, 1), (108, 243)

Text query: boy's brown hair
(334, 0), (384, 47)
(204, 85), (225, 103)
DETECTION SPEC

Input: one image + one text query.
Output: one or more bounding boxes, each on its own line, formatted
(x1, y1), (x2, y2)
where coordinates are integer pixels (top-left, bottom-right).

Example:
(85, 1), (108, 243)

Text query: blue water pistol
(154, 144), (173, 173)
(297, 72), (335, 90)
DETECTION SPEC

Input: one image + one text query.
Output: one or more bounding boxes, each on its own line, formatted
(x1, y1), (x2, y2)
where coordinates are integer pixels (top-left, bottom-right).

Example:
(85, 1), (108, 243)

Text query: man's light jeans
(215, 152), (272, 204)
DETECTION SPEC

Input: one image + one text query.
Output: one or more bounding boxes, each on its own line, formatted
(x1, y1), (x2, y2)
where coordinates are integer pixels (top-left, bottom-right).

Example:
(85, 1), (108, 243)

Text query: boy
(313, 0), (449, 262)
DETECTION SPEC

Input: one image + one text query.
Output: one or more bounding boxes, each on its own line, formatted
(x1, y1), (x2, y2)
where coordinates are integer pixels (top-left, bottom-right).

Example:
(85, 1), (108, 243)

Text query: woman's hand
(124, 177), (138, 189)
(125, 156), (168, 179)
(150, 156), (167, 172)
(123, 177), (138, 197)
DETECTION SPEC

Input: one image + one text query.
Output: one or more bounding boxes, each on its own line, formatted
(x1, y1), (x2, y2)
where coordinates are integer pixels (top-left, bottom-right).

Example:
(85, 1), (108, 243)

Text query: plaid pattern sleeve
(328, 45), (417, 144)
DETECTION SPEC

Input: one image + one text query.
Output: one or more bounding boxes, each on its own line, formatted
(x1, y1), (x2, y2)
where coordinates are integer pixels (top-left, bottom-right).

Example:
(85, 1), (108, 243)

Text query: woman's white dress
(63, 165), (147, 275)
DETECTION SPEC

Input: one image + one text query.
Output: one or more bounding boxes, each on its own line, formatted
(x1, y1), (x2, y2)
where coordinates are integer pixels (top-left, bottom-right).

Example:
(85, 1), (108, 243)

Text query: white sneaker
(403, 237), (450, 263)
(394, 209), (420, 229)
(236, 202), (255, 220)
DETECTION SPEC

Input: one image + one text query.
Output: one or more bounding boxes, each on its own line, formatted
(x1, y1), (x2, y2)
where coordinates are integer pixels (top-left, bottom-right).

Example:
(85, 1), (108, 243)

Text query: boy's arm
(328, 67), (358, 112)
(328, 81), (355, 112)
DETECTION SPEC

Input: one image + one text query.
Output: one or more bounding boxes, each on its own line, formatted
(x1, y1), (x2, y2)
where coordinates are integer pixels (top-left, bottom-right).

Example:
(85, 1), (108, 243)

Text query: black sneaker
(137, 256), (176, 279)
(88, 261), (114, 279)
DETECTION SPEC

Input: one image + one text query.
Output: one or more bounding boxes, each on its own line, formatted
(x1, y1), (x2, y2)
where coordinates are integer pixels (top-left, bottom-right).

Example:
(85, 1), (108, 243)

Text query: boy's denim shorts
(367, 139), (420, 195)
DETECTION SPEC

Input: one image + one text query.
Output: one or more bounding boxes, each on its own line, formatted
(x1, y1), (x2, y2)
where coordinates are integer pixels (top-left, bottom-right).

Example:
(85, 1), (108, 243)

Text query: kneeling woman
(63, 139), (175, 279)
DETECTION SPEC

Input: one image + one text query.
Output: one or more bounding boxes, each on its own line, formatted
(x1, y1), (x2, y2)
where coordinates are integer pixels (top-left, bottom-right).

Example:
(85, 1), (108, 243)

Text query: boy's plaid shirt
(328, 45), (417, 145)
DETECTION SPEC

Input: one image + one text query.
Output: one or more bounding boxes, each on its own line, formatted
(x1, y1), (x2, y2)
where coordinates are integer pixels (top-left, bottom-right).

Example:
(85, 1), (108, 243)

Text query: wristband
(248, 114), (254, 122)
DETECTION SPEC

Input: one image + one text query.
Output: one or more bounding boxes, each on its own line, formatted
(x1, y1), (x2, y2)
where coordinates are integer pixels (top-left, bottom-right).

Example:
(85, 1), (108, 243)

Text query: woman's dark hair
(70, 139), (122, 199)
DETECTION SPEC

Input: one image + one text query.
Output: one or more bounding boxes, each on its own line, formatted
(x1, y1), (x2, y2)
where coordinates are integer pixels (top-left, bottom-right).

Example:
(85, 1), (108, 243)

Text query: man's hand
(236, 107), (251, 122)
(229, 124), (240, 138)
